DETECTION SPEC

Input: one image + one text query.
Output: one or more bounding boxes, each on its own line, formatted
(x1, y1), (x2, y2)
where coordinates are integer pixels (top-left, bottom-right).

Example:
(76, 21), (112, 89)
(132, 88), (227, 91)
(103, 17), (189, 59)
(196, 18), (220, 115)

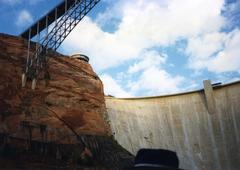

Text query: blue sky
(0, 0), (240, 97)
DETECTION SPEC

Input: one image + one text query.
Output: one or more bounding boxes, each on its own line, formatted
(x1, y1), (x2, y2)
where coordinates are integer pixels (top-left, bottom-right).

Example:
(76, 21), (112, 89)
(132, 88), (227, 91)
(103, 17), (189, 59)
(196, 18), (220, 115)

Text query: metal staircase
(20, 0), (100, 89)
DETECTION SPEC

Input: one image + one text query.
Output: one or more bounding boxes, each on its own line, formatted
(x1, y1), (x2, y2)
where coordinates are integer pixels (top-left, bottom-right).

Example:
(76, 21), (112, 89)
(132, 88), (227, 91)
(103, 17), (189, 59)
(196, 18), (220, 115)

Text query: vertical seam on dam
(105, 82), (240, 170)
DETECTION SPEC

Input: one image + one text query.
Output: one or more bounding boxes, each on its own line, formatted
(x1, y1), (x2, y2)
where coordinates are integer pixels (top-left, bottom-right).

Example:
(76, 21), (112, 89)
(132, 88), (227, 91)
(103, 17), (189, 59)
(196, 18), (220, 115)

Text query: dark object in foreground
(131, 149), (183, 170)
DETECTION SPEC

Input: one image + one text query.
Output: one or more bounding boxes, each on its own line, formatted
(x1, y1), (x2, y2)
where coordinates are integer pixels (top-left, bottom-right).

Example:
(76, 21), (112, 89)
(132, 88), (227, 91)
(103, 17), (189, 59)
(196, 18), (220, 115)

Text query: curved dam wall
(105, 80), (240, 170)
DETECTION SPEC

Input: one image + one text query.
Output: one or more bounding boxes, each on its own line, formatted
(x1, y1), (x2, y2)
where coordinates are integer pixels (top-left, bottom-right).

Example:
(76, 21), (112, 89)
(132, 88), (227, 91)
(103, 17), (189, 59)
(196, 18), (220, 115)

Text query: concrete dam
(105, 80), (240, 170)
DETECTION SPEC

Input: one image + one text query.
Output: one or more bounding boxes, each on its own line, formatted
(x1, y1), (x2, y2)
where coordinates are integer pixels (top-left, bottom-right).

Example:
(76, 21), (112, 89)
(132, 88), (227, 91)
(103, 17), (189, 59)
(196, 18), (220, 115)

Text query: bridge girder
(21, 0), (100, 89)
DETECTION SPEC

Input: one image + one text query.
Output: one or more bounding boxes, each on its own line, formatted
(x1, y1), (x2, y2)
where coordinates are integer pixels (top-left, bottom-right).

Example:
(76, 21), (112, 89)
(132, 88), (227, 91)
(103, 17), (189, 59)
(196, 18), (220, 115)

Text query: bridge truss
(20, 0), (100, 89)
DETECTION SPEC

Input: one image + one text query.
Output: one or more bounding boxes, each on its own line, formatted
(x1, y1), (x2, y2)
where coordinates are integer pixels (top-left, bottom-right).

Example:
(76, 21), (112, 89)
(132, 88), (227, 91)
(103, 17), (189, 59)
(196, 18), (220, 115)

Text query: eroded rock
(0, 33), (133, 169)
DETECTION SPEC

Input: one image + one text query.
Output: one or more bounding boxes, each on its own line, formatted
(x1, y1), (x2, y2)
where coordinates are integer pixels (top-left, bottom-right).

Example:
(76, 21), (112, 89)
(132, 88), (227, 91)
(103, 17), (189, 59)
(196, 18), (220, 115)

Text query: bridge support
(20, 0), (100, 89)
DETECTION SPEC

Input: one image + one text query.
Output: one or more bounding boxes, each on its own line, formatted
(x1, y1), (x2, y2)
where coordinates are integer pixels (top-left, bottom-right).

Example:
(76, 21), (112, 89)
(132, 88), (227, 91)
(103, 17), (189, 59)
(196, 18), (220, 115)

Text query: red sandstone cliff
(0, 33), (110, 144)
(0, 33), (133, 169)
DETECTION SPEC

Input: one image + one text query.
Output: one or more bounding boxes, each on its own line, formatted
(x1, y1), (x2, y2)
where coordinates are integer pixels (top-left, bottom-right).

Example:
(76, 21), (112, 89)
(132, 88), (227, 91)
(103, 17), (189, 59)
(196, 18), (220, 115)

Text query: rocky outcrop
(0, 33), (110, 142)
(0, 33), (133, 169)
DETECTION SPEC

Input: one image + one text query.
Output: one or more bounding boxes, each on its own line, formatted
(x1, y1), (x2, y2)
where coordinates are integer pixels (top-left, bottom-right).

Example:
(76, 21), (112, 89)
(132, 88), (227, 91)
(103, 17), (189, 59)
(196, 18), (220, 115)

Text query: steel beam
(21, 0), (100, 89)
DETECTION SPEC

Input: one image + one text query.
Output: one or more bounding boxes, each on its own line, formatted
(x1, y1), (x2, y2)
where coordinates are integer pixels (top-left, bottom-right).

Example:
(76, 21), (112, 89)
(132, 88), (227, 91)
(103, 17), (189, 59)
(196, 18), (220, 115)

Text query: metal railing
(21, 0), (100, 89)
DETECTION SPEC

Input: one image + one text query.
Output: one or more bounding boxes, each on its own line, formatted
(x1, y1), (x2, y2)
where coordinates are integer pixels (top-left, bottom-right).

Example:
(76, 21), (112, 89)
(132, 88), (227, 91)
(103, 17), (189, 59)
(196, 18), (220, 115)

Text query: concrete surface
(105, 80), (240, 170)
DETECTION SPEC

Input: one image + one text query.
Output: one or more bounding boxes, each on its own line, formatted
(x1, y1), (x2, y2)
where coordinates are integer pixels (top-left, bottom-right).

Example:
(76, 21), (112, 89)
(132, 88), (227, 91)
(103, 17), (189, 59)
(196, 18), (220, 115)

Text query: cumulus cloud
(61, 0), (239, 97)
(63, 0), (225, 71)
(128, 66), (184, 96)
(15, 10), (33, 27)
(100, 64), (185, 97)
(100, 74), (132, 97)
(209, 30), (240, 72)
(186, 29), (240, 73)
(128, 50), (167, 74)
(63, 17), (142, 71)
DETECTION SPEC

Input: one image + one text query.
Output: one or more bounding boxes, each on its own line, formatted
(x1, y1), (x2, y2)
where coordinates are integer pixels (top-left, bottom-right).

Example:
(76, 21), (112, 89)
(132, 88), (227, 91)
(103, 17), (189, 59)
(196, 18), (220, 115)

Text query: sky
(0, 0), (240, 97)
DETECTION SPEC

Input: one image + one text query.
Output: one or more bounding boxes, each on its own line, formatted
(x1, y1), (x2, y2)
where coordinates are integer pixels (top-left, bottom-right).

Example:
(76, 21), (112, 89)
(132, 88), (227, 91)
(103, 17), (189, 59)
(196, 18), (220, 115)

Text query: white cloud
(187, 32), (226, 60)
(118, 50), (184, 96)
(100, 74), (132, 97)
(128, 66), (184, 96)
(209, 29), (240, 72)
(95, 0), (124, 28)
(61, 0), (239, 97)
(16, 10), (33, 27)
(62, 17), (141, 71)
(127, 50), (184, 95)
(100, 65), (185, 97)
(186, 29), (240, 73)
(128, 50), (167, 74)
(63, 0), (225, 71)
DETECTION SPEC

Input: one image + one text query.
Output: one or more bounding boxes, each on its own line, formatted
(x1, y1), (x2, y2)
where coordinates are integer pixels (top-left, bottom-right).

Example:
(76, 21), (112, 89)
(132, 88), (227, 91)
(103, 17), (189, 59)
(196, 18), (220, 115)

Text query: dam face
(105, 81), (240, 170)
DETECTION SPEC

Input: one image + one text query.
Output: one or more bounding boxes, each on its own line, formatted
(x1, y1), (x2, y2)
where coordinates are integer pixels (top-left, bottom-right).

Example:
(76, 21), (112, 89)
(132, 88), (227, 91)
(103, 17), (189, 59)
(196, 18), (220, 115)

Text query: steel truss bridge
(20, 0), (100, 89)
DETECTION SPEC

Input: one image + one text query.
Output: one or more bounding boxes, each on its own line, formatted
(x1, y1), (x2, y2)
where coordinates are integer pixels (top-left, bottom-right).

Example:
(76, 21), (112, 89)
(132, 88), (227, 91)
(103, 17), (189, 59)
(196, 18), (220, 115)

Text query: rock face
(0, 33), (133, 169)
(0, 33), (109, 143)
